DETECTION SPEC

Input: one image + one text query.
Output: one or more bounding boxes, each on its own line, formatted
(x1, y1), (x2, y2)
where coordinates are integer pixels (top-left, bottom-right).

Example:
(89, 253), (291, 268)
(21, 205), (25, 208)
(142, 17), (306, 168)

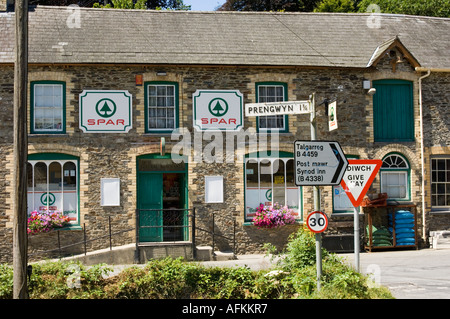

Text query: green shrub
(1, 229), (394, 299)
(0, 264), (13, 299)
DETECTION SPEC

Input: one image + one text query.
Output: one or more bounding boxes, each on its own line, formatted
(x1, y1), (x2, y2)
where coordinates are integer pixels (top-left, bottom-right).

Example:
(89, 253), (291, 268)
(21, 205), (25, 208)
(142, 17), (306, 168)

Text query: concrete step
(214, 251), (235, 261)
(196, 246), (213, 261)
(430, 231), (450, 249)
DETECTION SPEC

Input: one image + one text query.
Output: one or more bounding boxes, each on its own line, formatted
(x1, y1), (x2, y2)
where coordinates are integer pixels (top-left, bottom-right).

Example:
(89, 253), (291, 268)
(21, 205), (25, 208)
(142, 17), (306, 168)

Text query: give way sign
(340, 159), (382, 207)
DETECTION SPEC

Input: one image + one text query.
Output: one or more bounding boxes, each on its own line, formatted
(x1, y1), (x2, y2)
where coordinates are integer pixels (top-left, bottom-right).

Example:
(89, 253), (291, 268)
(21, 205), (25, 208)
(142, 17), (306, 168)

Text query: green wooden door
(138, 173), (163, 242)
(373, 80), (414, 142)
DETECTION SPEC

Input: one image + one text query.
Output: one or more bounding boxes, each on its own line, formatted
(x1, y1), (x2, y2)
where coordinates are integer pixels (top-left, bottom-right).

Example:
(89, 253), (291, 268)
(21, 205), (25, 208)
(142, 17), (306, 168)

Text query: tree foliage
(356, 0), (450, 17)
(218, 0), (450, 17)
(29, 0), (190, 10)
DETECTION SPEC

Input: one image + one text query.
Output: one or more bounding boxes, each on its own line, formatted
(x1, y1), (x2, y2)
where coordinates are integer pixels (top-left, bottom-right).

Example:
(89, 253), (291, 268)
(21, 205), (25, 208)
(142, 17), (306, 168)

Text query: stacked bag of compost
(366, 225), (392, 246)
(389, 210), (415, 246)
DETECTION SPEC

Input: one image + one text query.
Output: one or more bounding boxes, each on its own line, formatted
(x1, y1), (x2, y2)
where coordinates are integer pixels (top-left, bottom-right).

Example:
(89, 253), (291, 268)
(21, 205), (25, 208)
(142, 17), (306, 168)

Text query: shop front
(137, 154), (188, 242)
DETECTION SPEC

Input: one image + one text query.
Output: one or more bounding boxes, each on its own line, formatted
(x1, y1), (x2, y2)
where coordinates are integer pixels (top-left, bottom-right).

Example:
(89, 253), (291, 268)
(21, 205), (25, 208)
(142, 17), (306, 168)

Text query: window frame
(30, 81), (66, 134)
(144, 81), (179, 134)
(27, 153), (80, 227)
(380, 153), (411, 201)
(431, 157), (450, 209)
(244, 151), (302, 223)
(255, 82), (289, 133)
(332, 155), (360, 214)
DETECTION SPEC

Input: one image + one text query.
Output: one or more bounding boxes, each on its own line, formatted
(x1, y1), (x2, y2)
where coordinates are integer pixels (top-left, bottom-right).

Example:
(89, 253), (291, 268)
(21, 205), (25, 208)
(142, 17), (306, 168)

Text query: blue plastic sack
(396, 232), (415, 239)
(396, 237), (415, 244)
(395, 228), (415, 234)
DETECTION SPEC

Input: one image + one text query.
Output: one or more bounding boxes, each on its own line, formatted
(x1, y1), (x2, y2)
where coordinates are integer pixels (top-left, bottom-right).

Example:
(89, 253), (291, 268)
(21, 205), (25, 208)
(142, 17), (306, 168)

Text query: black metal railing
(135, 208), (197, 259)
(28, 216), (134, 261)
(28, 208), (237, 262)
(195, 211), (237, 258)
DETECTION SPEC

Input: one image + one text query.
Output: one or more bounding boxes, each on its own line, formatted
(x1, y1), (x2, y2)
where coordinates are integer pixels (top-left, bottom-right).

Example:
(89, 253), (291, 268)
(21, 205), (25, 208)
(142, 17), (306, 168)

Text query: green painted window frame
(144, 81), (179, 134)
(244, 151), (302, 223)
(30, 81), (66, 134)
(380, 153), (411, 202)
(27, 153), (80, 229)
(255, 82), (289, 133)
(373, 79), (414, 142)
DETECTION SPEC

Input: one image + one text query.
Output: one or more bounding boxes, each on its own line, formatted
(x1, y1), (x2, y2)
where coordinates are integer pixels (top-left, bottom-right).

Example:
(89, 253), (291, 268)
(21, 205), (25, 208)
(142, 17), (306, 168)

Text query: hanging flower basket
(27, 210), (71, 235)
(252, 203), (296, 229)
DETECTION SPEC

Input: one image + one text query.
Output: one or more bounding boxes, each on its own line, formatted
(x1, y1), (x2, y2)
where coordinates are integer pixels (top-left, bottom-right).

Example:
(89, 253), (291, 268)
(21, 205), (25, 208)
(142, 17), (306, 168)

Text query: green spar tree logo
(40, 192), (56, 206)
(95, 98), (117, 118)
(208, 98), (228, 117)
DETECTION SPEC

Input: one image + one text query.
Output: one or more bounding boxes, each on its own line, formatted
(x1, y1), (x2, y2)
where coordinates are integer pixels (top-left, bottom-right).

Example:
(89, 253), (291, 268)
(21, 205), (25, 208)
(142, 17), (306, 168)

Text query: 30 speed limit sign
(306, 211), (328, 233)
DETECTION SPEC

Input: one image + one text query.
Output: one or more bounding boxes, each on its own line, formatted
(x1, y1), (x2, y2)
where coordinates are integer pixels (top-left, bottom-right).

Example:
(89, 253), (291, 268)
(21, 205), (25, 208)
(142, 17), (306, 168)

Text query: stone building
(0, 4), (449, 263)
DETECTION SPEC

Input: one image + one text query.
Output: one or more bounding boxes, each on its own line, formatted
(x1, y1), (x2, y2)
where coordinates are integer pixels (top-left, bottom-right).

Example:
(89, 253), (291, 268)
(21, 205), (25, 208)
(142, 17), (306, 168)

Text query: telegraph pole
(13, 0), (29, 299)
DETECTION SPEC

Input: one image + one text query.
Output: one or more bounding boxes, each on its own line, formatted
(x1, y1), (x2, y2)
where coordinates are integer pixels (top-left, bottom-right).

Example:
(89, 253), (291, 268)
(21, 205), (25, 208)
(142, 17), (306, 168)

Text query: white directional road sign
(245, 100), (311, 117)
(294, 140), (348, 186)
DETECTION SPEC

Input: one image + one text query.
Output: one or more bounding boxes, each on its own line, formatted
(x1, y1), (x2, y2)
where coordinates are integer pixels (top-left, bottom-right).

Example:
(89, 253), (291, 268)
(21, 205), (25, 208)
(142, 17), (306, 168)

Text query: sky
(184, 0), (226, 11)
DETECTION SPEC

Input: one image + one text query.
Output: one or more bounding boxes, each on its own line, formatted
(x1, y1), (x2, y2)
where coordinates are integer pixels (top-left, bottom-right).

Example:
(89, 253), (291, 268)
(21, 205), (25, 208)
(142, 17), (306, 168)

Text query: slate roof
(0, 6), (449, 68)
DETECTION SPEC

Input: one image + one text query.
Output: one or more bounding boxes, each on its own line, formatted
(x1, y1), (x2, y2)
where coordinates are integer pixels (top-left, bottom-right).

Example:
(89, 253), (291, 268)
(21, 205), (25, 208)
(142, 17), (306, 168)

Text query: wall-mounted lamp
(156, 71), (167, 76)
(363, 80), (376, 95)
(368, 88), (376, 96)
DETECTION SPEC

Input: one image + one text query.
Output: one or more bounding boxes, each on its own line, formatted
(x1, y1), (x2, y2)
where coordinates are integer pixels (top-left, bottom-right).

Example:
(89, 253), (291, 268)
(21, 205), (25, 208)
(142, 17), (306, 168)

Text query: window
(245, 153), (301, 221)
(256, 82), (288, 132)
(373, 80), (414, 142)
(380, 153), (410, 200)
(333, 156), (359, 213)
(31, 81), (65, 134)
(27, 154), (79, 225)
(145, 82), (178, 133)
(431, 158), (450, 208)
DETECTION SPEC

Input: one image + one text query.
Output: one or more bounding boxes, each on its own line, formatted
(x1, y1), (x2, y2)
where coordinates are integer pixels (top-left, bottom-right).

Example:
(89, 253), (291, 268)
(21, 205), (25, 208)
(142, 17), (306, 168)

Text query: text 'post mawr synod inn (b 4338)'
(0, 2), (450, 263)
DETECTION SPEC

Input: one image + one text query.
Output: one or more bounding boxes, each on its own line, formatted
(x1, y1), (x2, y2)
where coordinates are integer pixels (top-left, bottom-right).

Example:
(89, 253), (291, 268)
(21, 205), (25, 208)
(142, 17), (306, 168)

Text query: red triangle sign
(340, 159), (382, 207)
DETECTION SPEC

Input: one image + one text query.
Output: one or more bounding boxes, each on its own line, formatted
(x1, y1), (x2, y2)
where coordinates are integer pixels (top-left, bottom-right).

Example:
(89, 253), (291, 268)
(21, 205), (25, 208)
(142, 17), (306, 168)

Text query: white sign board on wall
(193, 90), (243, 131)
(79, 90), (132, 133)
(205, 176), (224, 203)
(101, 178), (121, 206)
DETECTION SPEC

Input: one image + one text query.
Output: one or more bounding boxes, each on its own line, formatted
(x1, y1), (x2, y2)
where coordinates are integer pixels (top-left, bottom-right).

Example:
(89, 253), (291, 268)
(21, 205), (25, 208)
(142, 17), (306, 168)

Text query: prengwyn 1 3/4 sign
(245, 100), (311, 117)
(79, 90), (132, 133)
(193, 90), (243, 131)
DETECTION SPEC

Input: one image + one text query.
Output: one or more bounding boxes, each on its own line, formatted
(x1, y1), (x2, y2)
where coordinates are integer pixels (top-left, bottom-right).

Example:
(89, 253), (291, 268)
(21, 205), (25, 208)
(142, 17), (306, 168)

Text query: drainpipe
(417, 68), (431, 244)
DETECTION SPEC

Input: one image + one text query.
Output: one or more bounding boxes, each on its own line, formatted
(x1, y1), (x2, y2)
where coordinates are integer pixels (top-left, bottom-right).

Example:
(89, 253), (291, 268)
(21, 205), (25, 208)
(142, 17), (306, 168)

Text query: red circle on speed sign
(306, 211), (328, 233)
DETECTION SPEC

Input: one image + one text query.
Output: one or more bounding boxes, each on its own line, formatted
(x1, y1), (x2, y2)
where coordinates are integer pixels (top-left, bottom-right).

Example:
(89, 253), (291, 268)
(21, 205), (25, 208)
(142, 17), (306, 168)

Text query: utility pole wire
(13, 0), (29, 299)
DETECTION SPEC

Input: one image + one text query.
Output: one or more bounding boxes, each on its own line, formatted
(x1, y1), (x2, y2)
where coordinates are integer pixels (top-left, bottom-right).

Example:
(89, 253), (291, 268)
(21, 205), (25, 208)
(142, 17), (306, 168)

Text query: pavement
(340, 248), (450, 299)
(105, 248), (450, 299)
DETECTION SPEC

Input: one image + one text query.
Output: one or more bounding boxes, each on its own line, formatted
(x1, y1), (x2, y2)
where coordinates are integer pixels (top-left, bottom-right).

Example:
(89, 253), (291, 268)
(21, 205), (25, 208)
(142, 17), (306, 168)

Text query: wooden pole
(13, 0), (29, 299)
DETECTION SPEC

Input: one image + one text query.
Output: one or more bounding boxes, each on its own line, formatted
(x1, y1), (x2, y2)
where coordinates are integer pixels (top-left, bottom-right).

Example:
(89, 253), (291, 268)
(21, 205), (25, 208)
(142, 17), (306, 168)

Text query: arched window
(27, 153), (79, 225)
(381, 153), (410, 200)
(244, 152), (301, 222)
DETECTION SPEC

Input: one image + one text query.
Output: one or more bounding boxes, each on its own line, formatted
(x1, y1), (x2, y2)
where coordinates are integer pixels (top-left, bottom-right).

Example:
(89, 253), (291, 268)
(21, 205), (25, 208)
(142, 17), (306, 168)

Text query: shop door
(138, 173), (163, 242)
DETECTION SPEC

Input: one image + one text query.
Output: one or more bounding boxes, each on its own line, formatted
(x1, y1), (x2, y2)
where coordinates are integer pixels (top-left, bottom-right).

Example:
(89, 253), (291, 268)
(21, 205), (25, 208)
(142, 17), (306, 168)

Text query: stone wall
(422, 72), (450, 235)
(0, 60), (447, 263)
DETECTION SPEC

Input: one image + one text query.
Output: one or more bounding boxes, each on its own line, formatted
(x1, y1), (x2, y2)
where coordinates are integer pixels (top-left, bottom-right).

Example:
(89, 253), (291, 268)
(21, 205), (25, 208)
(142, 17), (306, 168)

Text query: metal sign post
(340, 159), (382, 272)
(309, 94), (322, 291)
